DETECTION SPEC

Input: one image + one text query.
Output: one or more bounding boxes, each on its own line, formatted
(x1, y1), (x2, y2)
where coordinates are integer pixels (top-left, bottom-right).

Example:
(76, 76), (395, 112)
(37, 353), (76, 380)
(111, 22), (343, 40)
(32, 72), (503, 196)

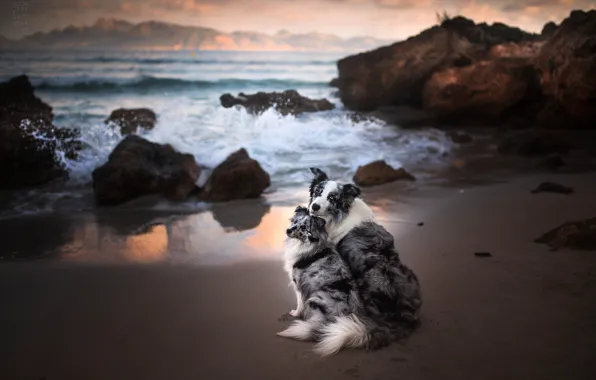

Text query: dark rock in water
(531, 181), (573, 194)
(202, 148), (270, 202)
(329, 78), (339, 87)
(536, 155), (566, 171)
(353, 160), (415, 187)
(447, 131), (473, 144)
(535, 217), (596, 250)
(105, 108), (157, 135)
(0, 75), (81, 189)
(423, 60), (541, 125)
(219, 90), (334, 116)
(370, 106), (433, 127)
(497, 130), (570, 156)
(92, 135), (201, 205)
(535, 10), (596, 129)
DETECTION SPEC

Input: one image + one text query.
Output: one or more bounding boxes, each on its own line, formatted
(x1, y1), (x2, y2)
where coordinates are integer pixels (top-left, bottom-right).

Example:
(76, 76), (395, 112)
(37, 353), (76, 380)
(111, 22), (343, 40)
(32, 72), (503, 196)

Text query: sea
(0, 49), (455, 219)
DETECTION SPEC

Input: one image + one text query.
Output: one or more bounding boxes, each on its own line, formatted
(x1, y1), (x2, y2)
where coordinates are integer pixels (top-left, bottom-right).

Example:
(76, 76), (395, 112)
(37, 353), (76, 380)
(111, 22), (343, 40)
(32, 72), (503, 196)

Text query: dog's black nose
(311, 203), (320, 211)
(286, 228), (292, 235)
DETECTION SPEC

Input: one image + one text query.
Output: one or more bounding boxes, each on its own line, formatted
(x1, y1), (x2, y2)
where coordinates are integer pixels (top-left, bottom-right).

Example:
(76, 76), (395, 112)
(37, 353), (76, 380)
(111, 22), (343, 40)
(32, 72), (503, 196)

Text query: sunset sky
(2, 0), (594, 39)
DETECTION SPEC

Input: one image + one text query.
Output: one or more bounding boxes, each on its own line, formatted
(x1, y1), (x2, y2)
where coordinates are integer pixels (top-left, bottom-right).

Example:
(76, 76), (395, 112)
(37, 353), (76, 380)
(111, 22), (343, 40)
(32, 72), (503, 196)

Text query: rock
(447, 131), (473, 143)
(541, 21), (558, 38)
(353, 160), (415, 187)
(0, 75), (81, 189)
(534, 217), (596, 250)
(202, 148), (270, 202)
(535, 10), (596, 128)
(105, 108), (157, 135)
(423, 60), (541, 125)
(370, 106), (434, 127)
(536, 155), (566, 171)
(329, 78), (339, 87)
(92, 135), (201, 205)
(531, 181), (573, 194)
(336, 17), (537, 111)
(497, 130), (570, 156)
(219, 90), (334, 116)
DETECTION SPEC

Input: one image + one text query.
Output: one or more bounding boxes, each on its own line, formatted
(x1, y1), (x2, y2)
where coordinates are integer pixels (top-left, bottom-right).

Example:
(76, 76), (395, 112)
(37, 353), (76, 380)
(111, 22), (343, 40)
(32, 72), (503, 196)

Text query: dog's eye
(300, 225), (306, 230)
(328, 195), (336, 202)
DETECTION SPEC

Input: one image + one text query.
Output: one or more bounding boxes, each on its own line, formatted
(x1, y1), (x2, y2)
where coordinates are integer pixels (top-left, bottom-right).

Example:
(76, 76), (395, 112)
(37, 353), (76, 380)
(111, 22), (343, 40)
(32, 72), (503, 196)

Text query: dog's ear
(342, 184), (361, 199)
(294, 205), (308, 214)
(309, 167), (328, 198)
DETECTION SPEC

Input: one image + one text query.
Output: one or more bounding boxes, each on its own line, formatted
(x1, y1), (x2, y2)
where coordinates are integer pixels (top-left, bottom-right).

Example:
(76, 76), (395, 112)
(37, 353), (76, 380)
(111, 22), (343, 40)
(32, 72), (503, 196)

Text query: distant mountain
(3, 18), (391, 52)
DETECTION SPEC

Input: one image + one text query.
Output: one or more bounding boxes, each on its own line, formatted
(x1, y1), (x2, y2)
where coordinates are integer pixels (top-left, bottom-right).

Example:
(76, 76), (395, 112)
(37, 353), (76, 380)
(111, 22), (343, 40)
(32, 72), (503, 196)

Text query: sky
(1, 0), (595, 40)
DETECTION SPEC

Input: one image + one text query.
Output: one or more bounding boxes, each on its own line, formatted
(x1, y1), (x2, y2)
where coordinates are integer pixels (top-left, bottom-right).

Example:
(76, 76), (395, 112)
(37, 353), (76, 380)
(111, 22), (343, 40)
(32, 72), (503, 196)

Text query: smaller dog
(278, 206), (392, 356)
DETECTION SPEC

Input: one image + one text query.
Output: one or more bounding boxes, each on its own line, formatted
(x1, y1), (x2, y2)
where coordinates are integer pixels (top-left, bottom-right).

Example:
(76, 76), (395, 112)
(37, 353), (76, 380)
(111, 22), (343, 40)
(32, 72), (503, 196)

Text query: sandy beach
(1, 172), (596, 380)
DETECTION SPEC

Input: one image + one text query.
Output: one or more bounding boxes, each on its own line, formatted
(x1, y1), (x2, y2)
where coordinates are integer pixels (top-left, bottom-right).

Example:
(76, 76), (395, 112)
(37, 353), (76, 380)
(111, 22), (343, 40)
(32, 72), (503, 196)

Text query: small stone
(531, 182), (573, 195)
(474, 252), (492, 257)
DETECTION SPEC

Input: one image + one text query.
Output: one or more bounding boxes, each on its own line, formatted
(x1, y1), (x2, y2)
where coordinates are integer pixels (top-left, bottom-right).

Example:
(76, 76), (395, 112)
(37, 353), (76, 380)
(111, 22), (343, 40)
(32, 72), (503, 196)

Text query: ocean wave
(34, 76), (330, 92)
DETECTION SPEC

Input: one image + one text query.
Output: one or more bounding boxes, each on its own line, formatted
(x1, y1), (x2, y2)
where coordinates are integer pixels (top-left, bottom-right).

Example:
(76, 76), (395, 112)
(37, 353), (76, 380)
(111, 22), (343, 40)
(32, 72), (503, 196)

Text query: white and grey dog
(308, 167), (422, 335)
(278, 206), (392, 356)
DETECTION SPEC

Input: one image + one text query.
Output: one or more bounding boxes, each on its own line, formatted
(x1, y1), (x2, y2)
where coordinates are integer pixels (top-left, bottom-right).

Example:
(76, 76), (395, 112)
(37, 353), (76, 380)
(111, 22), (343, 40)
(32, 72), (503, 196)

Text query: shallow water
(0, 49), (457, 217)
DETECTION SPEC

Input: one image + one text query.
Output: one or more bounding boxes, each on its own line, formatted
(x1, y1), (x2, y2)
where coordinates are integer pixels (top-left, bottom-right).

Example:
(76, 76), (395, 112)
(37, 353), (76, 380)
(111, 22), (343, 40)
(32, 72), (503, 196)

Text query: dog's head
(308, 167), (361, 222)
(286, 205), (327, 243)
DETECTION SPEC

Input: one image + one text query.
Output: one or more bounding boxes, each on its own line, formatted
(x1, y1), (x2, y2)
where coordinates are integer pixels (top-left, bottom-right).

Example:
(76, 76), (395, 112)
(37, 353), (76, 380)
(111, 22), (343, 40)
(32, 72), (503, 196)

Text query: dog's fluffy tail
(313, 314), (392, 357)
(277, 320), (316, 341)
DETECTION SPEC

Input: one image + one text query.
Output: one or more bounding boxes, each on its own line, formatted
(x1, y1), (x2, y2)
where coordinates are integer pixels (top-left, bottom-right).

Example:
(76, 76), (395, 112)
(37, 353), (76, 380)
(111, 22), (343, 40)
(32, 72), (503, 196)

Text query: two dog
(277, 168), (422, 356)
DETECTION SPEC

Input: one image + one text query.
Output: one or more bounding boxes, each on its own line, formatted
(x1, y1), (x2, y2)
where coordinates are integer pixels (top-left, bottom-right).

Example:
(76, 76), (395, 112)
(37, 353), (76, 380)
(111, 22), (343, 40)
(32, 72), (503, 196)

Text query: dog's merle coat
(308, 168), (422, 334)
(278, 206), (392, 354)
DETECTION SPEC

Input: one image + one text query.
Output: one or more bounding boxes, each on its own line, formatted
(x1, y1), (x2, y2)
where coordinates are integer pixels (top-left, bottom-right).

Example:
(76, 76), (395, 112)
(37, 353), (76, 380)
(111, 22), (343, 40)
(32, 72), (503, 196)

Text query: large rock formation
(220, 90), (334, 115)
(0, 75), (81, 188)
(423, 60), (541, 125)
(535, 10), (596, 129)
(92, 135), (201, 205)
(336, 16), (538, 112)
(202, 148), (270, 202)
(105, 108), (157, 135)
(336, 10), (596, 129)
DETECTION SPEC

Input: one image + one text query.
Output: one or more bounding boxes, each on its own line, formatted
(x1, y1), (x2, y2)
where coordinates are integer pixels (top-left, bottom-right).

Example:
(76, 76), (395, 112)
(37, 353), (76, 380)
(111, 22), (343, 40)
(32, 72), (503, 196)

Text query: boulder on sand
(92, 135), (201, 205)
(105, 108), (157, 135)
(0, 75), (81, 189)
(219, 90), (334, 116)
(535, 217), (596, 250)
(353, 160), (415, 187)
(202, 148), (271, 202)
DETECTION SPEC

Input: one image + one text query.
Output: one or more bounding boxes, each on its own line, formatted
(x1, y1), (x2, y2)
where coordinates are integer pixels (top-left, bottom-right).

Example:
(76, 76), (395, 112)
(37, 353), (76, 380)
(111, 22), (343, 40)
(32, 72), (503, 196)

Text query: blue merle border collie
(278, 206), (393, 356)
(308, 167), (422, 335)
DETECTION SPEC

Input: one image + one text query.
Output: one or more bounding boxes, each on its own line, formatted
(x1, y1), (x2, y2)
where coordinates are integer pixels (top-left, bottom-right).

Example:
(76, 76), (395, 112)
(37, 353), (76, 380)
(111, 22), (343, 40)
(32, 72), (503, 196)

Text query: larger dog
(308, 167), (422, 334)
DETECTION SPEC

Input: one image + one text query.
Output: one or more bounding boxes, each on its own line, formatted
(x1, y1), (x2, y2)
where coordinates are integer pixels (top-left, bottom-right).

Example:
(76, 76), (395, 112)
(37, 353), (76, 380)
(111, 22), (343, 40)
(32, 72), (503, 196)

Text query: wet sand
(2, 173), (596, 379)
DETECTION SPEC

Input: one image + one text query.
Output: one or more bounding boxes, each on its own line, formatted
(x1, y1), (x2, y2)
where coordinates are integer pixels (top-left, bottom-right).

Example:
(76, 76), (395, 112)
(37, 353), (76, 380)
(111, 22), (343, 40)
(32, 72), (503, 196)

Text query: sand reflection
(124, 224), (168, 263)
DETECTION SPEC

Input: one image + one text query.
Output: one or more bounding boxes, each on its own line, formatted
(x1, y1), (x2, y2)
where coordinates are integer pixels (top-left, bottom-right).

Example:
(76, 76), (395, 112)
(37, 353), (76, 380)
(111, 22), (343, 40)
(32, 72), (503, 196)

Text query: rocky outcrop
(535, 217), (596, 250)
(92, 135), (201, 205)
(336, 16), (538, 112)
(105, 108), (156, 135)
(535, 10), (596, 129)
(336, 10), (596, 129)
(497, 130), (570, 156)
(220, 90), (334, 116)
(423, 59), (543, 125)
(202, 148), (270, 202)
(353, 160), (415, 187)
(0, 75), (81, 189)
